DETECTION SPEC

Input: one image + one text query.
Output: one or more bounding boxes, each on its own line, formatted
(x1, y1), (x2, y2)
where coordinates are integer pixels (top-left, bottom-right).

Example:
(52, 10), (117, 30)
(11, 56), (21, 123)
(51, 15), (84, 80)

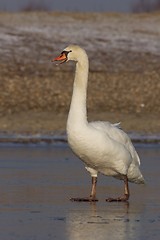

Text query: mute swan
(52, 45), (145, 202)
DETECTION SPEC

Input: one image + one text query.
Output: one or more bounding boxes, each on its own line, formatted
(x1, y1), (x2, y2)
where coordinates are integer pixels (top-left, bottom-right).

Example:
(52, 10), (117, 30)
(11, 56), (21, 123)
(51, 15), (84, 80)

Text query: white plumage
(53, 45), (144, 202)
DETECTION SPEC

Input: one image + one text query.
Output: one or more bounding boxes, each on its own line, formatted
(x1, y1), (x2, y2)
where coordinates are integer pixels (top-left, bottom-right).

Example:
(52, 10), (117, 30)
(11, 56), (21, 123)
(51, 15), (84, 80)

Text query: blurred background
(0, 0), (159, 134)
(0, 0), (160, 12)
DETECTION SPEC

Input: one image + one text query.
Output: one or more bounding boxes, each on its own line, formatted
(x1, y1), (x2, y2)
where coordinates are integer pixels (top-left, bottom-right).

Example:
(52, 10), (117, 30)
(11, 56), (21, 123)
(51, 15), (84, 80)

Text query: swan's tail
(129, 174), (145, 184)
(127, 164), (145, 184)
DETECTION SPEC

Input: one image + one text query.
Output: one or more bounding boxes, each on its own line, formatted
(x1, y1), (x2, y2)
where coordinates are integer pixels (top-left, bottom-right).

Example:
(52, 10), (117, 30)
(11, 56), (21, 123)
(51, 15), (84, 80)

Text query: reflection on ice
(66, 203), (145, 240)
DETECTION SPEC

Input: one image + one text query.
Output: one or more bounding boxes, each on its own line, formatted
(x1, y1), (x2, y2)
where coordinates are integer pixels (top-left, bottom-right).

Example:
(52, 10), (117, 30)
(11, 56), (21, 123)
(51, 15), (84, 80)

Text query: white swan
(53, 45), (145, 202)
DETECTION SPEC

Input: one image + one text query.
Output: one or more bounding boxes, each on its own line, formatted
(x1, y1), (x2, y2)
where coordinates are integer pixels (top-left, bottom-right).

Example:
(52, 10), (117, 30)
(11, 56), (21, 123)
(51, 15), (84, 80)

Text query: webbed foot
(70, 197), (98, 202)
(106, 194), (129, 202)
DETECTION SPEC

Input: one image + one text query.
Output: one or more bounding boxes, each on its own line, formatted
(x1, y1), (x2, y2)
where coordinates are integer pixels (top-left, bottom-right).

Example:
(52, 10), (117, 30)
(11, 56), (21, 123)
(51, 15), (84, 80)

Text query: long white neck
(67, 53), (89, 132)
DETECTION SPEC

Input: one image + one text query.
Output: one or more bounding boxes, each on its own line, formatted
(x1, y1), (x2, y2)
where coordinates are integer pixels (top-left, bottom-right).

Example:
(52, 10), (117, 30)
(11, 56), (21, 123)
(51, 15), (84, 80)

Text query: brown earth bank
(0, 12), (160, 134)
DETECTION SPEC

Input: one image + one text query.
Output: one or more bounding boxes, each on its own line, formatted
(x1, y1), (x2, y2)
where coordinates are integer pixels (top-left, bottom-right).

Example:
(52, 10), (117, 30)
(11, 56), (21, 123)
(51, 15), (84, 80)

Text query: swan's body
(53, 45), (144, 202)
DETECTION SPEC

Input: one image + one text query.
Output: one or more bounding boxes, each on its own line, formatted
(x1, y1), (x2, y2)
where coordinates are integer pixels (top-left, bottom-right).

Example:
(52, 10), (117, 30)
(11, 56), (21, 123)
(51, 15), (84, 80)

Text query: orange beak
(51, 52), (67, 64)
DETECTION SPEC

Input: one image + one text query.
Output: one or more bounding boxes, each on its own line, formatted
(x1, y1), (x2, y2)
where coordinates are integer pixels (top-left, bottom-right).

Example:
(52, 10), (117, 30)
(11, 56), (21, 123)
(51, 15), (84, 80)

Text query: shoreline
(0, 110), (159, 143)
(0, 130), (159, 145)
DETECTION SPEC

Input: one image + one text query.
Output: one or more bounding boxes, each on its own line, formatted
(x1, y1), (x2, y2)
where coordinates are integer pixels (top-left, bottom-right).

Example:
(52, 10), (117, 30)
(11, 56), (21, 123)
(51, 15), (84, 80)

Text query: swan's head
(52, 45), (87, 64)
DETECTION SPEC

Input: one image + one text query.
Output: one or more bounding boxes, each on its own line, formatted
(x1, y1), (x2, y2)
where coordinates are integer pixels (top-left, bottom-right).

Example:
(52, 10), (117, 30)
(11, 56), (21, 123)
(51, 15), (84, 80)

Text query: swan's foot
(70, 197), (98, 202)
(106, 194), (129, 202)
(106, 175), (130, 202)
(70, 176), (98, 202)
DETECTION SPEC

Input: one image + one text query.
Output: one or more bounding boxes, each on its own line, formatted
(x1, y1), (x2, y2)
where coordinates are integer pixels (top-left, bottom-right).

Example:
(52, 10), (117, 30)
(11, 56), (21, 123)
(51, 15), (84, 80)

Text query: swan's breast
(67, 125), (132, 176)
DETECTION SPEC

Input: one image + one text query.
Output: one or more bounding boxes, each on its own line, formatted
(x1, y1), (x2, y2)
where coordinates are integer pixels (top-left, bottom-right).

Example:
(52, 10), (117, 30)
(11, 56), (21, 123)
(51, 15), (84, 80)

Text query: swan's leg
(106, 175), (130, 202)
(70, 176), (98, 202)
(90, 176), (97, 199)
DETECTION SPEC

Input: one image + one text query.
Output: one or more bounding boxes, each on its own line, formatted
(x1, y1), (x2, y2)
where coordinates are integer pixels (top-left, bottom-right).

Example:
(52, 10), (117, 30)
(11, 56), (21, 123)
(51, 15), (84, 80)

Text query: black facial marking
(61, 50), (72, 56)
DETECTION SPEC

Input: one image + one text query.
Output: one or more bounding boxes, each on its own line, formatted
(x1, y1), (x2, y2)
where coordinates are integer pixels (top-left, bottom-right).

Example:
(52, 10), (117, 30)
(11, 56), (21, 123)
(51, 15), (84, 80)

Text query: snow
(0, 12), (160, 63)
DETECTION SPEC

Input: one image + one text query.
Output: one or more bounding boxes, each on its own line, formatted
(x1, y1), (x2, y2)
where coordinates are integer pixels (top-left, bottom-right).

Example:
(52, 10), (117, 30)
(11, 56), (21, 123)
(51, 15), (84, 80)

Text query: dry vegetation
(0, 12), (160, 134)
